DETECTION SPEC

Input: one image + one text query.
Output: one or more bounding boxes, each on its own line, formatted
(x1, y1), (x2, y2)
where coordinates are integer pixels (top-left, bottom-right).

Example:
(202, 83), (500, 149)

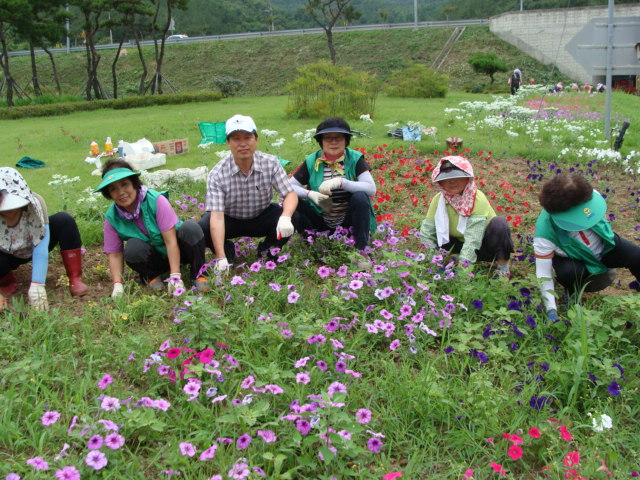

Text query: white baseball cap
(0, 191), (30, 212)
(225, 114), (257, 137)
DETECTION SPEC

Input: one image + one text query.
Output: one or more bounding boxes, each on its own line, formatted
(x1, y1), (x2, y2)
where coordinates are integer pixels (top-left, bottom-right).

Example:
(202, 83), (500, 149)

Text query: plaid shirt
(205, 151), (293, 219)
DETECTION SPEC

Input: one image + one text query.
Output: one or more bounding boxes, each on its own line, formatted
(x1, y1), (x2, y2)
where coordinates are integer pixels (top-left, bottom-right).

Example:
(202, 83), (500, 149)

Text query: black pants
(440, 216), (513, 262)
(198, 204), (300, 258)
(0, 212), (81, 277)
(296, 191), (372, 250)
(124, 220), (206, 281)
(553, 233), (640, 293)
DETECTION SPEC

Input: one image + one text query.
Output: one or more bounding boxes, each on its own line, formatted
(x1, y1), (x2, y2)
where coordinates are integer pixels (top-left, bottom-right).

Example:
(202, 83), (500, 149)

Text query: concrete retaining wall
(489, 5), (640, 84)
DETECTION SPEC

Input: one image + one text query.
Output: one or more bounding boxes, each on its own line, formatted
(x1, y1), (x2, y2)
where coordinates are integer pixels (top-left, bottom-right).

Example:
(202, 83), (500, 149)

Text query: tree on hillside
(468, 53), (507, 84)
(70, 0), (110, 100)
(110, 0), (154, 98)
(145, 0), (189, 95)
(304, 0), (361, 65)
(0, 0), (31, 106)
(19, 0), (67, 96)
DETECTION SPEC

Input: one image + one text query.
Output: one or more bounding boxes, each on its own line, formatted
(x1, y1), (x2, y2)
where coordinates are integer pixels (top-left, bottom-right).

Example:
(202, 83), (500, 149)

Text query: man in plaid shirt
(199, 114), (298, 272)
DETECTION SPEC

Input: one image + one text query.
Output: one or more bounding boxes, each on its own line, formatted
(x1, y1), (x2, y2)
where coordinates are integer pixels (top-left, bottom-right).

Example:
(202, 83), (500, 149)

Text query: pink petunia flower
(55, 466), (80, 480)
(240, 375), (255, 389)
(355, 408), (372, 424)
(296, 372), (311, 384)
(257, 429), (277, 443)
(100, 396), (121, 411)
(389, 339), (401, 351)
(179, 442), (196, 457)
(105, 433), (125, 450)
(489, 463), (506, 476)
(41, 411), (61, 426)
(327, 381), (347, 398)
(463, 469), (474, 479)
(97, 374), (113, 390)
(85, 451), (108, 470)
(26, 457), (49, 471)
(199, 444), (218, 461)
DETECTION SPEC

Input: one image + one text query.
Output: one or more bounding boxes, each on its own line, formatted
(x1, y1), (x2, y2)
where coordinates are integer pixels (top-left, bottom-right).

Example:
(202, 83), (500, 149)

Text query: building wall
(489, 5), (640, 84)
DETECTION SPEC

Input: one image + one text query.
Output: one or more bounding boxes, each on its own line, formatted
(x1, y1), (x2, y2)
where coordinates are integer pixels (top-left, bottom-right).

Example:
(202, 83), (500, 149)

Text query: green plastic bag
(16, 156), (46, 168)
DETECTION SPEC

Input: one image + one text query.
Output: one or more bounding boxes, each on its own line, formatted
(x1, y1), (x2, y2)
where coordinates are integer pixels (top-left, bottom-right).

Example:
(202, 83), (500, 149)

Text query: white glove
(214, 258), (230, 274)
(307, 190), (330, 206)
(308, 190), (333, 213)
(28, 282), (48, 311)
(276, 215), (294, 239)
(111, 282), (125, 298)
(319, 178), (342, 195)
(168, 273), (185, 294)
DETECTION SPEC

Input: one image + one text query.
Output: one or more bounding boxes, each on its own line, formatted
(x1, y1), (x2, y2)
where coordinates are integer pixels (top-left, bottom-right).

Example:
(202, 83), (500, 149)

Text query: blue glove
(546, 309), (559, 322)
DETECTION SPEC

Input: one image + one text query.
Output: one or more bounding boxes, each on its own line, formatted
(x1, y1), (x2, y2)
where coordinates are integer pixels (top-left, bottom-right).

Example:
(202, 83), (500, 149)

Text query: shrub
(386, 64), (449, 98)
(468, 53), (508, 84)
(212, 76), (245, 98)
(0, 91), (222, 119)
(285, 62), (379, 119)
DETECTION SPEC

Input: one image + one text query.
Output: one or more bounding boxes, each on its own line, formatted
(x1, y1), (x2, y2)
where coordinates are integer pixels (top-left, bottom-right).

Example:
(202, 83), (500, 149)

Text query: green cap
(94, 168), (141, 192)
(549, 190), (606, 231)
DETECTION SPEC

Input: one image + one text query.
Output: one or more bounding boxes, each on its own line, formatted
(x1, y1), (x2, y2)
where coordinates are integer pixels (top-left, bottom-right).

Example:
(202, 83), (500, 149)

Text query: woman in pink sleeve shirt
(95, 159), (209, 297)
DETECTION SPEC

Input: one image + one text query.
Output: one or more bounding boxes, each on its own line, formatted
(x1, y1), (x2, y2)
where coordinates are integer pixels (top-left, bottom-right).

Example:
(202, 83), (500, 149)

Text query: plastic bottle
(90, 141), (99, 157)
(105, 137), (114, 155)
(117, 140), (124, 157)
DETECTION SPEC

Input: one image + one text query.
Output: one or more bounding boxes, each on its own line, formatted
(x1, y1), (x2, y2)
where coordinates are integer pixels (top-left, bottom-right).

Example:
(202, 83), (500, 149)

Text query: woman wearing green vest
(420, 156), (513, 277)
(534, 174), (640, 321)
(290, 117), (376, 253)
(95, 159), (208, 297)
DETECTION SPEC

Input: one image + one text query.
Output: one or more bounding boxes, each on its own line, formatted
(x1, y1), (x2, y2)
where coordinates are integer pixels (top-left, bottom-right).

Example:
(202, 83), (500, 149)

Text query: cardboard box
(152, 138), (189, 156)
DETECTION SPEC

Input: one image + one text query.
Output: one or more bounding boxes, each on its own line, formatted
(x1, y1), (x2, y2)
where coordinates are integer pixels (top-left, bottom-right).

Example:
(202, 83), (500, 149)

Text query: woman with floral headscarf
(0, 167), (88, 312)
(419, 156), (514, 277)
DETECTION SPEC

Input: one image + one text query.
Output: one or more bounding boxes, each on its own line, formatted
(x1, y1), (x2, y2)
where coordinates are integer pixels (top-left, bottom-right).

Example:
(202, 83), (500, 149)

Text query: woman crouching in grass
(419, 156), (514, 277)
(95, 159), (209, 297)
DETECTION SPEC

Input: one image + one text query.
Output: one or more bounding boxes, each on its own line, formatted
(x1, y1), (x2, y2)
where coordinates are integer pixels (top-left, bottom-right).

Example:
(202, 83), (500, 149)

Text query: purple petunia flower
(41, 411), (61, 426)
(296, 419), (311, 435)
(87, 435), (103, 450)
(367, 437), (384, 453)
(529, 396), (550, 410)
(608, 381), (621, 396)
(444, 346), (455, 354)
(471, 299), (483, 310)
(179, 442), (196, 457)
(236, 433), (252, 450)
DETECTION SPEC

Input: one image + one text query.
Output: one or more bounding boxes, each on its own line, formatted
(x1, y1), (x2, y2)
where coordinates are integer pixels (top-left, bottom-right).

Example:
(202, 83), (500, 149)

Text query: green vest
(304, 147), (377, 236)
(534, 210), (615, 274)
(104, 189), (181, 258)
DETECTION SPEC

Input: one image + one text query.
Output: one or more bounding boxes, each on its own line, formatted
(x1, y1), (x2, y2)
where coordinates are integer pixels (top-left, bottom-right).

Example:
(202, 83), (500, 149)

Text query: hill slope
(7, 27), (566, 99)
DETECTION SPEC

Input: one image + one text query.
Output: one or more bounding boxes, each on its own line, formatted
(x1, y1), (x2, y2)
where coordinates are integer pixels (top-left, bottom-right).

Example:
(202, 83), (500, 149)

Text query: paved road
(8, 19), (488, 57)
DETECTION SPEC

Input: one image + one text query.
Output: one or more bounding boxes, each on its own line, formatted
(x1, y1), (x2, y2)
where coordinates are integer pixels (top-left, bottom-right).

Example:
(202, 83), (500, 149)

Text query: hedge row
(0, 91), (222, 120)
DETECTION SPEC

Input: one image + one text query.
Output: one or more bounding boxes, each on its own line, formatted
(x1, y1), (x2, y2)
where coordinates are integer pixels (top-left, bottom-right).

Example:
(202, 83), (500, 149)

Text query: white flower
(592, 413), (613, 432)
(359, 114), (373, 123)
(261, 129), (278, 138)
(271, 138), (285, 148)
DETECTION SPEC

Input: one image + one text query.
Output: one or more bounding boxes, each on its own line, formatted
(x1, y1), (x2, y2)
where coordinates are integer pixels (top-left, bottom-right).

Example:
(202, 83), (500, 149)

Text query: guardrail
(8, 18), (488, 57)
